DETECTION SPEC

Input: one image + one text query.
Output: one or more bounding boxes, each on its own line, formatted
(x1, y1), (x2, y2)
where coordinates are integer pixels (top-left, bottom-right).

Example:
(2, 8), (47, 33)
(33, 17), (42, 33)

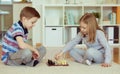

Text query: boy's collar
(18, 21), (28, 34)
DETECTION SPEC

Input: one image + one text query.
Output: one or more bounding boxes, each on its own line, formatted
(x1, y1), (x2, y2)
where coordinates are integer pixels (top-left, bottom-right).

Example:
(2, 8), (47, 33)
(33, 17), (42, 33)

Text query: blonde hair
(79, 13), (104, 43)
(20, 6), (40, 20)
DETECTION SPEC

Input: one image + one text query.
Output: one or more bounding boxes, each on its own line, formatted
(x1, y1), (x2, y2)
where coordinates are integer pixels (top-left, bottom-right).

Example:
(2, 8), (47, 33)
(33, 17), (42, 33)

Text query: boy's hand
(32, 49), (40, 59)
(101, 63), (111, 67)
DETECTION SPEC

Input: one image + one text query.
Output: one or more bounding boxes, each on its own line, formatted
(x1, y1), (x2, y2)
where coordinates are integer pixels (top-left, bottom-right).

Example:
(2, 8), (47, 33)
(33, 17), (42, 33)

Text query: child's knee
(69, 50), (76, 56)
(87, 48), (94, 52)
(22, 49), (32, 58)
(38, 46), (46, 55)
(86, 48), (96, 56)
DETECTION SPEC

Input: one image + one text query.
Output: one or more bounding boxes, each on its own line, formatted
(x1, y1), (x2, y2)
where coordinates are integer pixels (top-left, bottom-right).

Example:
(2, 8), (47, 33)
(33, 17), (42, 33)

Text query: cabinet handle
(52, 28), (56, 30)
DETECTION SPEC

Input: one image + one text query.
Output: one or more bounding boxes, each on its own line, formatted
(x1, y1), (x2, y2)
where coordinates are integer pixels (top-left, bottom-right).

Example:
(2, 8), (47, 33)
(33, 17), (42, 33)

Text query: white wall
(32, 0), (43, 45)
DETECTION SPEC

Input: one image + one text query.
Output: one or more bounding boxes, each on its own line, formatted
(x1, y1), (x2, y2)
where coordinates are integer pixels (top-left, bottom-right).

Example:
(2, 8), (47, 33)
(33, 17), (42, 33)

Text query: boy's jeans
(7, 46), (46, 66)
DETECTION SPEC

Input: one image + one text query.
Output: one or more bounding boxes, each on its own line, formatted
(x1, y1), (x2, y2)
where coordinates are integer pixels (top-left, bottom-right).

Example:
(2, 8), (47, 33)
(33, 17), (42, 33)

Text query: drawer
(45, 27), (63, 46)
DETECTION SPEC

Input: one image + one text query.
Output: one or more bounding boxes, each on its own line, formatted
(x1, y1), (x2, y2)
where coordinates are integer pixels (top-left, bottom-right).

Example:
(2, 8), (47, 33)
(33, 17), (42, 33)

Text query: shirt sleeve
(62, 32), (82, 53)
(97, 31), (112, 64)
(12, 28), (24, 40)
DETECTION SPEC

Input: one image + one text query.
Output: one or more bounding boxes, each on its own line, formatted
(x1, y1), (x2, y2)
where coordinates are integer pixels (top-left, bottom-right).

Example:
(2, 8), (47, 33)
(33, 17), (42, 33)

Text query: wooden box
(113, 47), (120, 64)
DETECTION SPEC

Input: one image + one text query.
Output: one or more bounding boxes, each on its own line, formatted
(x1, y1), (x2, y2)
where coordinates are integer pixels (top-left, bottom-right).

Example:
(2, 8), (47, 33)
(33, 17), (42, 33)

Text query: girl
(55, 13), (112, 67)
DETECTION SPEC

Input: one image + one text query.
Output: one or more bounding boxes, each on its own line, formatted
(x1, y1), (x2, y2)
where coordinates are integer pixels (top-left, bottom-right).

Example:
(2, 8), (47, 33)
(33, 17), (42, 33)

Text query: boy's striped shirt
(1, 21), (28, 64)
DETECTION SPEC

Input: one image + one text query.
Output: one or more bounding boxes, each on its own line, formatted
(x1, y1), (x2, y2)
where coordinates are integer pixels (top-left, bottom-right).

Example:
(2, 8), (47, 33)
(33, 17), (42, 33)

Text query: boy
(1, 6), (46, 67)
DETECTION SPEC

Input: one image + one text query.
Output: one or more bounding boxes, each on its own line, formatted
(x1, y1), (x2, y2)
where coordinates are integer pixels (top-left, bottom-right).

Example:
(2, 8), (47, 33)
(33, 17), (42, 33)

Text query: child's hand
(32, 49), (40, 59)
(32, 52), (38, 59)
(101, 63), (111, 67)
(55, 52), (63, 60)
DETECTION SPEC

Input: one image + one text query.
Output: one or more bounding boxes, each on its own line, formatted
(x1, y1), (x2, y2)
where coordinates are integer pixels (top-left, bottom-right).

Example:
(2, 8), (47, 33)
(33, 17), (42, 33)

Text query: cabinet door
(45, 27), (63, 46)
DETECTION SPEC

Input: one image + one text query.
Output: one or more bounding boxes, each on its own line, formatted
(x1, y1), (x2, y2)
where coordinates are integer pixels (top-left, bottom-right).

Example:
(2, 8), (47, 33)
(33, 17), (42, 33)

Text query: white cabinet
(42, 4), (120, 47)
(45, 27), (63, 46)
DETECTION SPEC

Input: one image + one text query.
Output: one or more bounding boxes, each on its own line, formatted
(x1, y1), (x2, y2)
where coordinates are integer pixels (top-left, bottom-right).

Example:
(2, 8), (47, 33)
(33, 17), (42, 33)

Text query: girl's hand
(101, 63), (111, 67)
(55, 52), (63, 60)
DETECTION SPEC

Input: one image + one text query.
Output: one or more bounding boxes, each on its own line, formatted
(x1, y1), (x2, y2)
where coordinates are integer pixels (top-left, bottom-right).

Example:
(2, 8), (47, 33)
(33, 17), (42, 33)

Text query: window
(13, 0), (22, 2)
(1, 0), (11, 1)
(0, 0), (12, 4)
